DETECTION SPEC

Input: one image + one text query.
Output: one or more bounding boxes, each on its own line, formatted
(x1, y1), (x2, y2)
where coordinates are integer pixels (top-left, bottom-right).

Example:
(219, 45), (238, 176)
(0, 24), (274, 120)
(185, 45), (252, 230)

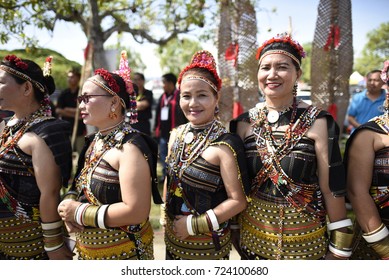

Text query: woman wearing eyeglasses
(57, 51), (162, 260)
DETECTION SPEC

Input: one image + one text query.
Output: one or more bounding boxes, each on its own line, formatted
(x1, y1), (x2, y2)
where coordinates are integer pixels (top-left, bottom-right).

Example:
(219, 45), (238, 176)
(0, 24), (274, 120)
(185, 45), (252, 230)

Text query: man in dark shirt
(132, 72), (153, 135)
(55, 68), (86, 155)
(154, 73), (187, 181)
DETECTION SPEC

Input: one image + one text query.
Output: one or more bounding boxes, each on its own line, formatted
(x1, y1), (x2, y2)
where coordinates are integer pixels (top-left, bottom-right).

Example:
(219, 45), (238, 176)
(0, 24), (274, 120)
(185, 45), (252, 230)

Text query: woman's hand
(173, 215), (190, 240)
(57, 200), (84, 232)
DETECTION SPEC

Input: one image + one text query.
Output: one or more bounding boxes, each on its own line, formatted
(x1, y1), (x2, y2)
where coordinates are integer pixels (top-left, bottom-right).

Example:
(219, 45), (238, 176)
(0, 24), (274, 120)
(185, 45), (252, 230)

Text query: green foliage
(0, 48), (81, 91)
(301, 42), (312, 84)
(0, 0), (212, 46)
(354, 22), (389, 75)
(156, 37), (203, 76)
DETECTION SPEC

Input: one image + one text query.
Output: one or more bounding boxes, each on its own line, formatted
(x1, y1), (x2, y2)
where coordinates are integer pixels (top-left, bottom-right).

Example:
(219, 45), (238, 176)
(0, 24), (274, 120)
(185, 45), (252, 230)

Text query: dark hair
(96, 72), (130, 114)
(182, 68), (219, 95)
(260, 42), (302, 71)
(68, 67), (81, 79)
(366, 69), (382, 78)
(1, 57), (56, 102)
(134, 72), (145, 81)
(162, 73), (177, 85)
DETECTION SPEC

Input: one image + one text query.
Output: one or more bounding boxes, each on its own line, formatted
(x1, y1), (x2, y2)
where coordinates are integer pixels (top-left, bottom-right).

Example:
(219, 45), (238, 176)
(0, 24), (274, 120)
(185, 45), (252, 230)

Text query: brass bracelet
(62, 190), (78, 201)
(192, 214), (212, 234)
(370, 235), (389, 259)
(330, 228), (354, 251)
(83, 205), (100, 227)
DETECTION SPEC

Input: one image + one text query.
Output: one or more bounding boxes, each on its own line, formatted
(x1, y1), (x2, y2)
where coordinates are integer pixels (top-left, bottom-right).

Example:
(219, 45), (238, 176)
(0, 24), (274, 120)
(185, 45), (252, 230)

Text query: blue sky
(2, 0), (388, 78)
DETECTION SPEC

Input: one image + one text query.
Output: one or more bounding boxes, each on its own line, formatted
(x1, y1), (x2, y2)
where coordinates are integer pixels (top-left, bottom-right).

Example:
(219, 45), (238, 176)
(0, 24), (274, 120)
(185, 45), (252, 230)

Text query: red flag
(84, 42), (90, 60)
(225, 42), (239, 67)
(233, 101), (244, 118)
(324, 25), (340, 51)
(327, 103), (337, 120)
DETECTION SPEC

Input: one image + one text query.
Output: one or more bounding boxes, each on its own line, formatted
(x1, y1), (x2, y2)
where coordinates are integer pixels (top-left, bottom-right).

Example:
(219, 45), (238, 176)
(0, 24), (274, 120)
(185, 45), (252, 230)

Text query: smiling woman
(162, 50), (250, 260)
(230, 33), (352, 260)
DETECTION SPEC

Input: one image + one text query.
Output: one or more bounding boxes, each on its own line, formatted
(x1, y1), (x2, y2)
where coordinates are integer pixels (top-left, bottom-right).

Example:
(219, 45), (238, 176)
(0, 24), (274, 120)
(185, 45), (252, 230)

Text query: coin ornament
(267, 110), (279, 124)
(184, 132), (194, 144)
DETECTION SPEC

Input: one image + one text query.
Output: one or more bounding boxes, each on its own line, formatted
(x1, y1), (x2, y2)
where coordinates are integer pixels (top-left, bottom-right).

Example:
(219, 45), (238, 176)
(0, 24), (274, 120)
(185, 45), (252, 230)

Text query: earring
(109, 107), (117, 119)
(293, 83), (298, 97)
(214, 105), (219, 116)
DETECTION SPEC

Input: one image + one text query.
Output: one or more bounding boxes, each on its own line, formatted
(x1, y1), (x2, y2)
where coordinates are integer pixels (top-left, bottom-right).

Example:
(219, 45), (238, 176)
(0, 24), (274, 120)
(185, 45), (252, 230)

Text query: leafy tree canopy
(0, 48), (81, 91)
(354, 22), (389, 75)
(156, 37), (203, 76)
(0, 0), (211, 68)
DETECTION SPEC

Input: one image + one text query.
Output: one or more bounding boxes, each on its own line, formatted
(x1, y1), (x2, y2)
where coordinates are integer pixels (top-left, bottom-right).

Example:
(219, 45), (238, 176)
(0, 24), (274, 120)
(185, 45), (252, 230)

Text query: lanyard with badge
(161, 92), (174, 121)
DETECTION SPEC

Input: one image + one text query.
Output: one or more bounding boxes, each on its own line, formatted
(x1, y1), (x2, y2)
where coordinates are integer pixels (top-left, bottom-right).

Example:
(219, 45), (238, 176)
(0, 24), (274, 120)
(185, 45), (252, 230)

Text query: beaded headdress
(0, 54), (45, 93)
(114, 50), (137, 124)
(90, 51), (137, 124)
(256, 33), (306, 67)
(178, 50), (222, 92)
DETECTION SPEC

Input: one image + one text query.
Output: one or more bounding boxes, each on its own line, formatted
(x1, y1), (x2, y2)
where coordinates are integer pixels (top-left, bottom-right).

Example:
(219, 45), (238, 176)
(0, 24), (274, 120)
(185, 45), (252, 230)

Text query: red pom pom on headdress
(95, 68), (120, 93)
(256, 33), (306, 60)
(178, 50), (222, 91)
(4, 54), (28, 70)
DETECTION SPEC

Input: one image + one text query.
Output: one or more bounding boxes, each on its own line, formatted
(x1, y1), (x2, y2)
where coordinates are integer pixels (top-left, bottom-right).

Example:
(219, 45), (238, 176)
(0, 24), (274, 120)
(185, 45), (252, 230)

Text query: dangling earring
(214, 105), (219, 117)
(109, 107), (117, 119)
(293, 83), (298, 97)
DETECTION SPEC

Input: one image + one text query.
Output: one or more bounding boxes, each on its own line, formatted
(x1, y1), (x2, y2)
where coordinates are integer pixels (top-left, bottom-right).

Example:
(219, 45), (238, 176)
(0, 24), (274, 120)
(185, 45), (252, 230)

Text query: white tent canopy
(349, 71), (365, 85)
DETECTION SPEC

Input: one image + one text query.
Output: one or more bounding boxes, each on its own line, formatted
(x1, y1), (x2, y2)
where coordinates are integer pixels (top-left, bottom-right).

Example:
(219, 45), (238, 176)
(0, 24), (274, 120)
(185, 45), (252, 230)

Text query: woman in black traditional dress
(162, 50), (250, 260)
(344, 60), (389, 259)
(230, 34), (353, 260)
(0, 55), (73, 259)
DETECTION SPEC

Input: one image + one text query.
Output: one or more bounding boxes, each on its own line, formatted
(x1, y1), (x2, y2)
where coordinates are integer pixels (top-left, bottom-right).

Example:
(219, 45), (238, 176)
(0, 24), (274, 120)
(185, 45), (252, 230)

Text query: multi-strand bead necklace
(250, 100), (321, 212)
(0, 108), (51, 160)
(76, 121), (135, 205)
(167, 119), (227, 210)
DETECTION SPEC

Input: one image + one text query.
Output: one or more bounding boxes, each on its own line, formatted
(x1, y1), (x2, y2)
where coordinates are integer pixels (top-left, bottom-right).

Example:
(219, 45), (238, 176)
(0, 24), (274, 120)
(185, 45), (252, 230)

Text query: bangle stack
(363, 223), (389, 259)
(74, 203), (109, 229)
(186, 209), (220, 236)
(327, 218), (354, 259)
(41, 220), (64, 252)
(62, 190), (78, 201)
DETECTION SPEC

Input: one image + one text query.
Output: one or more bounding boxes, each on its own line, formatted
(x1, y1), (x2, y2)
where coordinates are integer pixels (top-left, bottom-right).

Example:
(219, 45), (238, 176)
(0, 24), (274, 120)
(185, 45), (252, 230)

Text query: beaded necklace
(249, 102), (322, 213)
(76, 122), (136, 206)
(0, 107), (52, 159)
(0, 106), (52, 222)
(375, 115), (389, 134)
(166, 119), (227, 213)
(264, 99), (295, 125)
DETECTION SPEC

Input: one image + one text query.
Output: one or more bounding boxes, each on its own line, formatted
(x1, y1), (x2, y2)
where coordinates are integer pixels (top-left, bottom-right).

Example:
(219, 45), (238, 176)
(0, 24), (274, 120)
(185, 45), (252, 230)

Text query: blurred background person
(55, 67), (86, 155)
(154, 73), (187, 182)
(347, 69), (386, 134)
(132, 72), (153, 135)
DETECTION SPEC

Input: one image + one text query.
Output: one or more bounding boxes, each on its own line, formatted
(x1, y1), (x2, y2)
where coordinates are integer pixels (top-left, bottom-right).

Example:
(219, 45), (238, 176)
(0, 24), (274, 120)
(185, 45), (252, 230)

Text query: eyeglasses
(77, 94), (112, 104)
